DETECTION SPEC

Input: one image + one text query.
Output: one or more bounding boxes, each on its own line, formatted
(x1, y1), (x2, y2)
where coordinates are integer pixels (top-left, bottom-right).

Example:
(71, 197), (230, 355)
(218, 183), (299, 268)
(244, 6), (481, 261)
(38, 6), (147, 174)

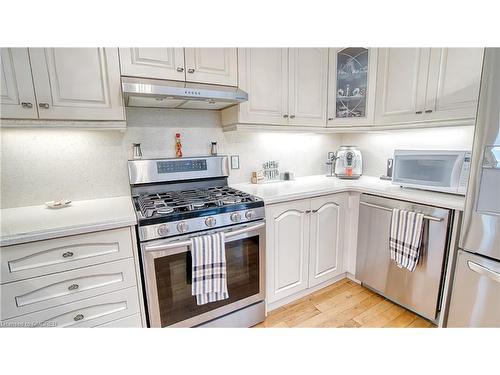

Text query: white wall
(0, 108), (342, 208)
(341, 126), (476, 177)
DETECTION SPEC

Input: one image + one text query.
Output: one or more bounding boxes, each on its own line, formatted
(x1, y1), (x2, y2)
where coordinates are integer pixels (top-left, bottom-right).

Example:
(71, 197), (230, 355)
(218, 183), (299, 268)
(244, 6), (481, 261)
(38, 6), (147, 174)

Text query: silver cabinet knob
(328, 117), (334, 121)
(177, 221), (189, 233)
(283, 114), (289, 118)
(425, 109), (433, 113)
(39, 103), (50, 109)
(187, 68), (195, 73)
(230, 212), (241, 222)
(73, 314), (84, 321)
(176, 67), (184, 72)
(290, 115), (295, 119)
(62, 251), (74, 258)
(205, 217), (216, 227)
(157, 224), (169, 237)
(68, 284), (79, 291)
(415, 111), (423, 114)
(21, 102), (33, 109)
(245, 210), (255, 220)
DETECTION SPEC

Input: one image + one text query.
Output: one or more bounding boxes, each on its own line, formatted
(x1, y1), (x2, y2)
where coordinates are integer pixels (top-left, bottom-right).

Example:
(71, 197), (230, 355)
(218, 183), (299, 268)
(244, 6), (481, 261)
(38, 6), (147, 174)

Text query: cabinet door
(327, 48), (378, 126)
(266, 199), (310, 303)
(424, 48), (483, 121)
(288, 48), (328, 126)
(119, 48), (185, 81)
(0, 48), (38, 119)
(375, 48), (430, 124)
(308, 194), (345, 287)
(237, 48), (289, 125)
(184, 48), (238, 86)
(29, 48), (125, 120)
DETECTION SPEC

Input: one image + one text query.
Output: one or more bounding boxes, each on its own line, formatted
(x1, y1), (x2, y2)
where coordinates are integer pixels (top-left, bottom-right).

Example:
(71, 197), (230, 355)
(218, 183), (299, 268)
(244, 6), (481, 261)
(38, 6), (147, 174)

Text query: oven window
(153, 236), (260, 327)
(395, 156), (457, 186)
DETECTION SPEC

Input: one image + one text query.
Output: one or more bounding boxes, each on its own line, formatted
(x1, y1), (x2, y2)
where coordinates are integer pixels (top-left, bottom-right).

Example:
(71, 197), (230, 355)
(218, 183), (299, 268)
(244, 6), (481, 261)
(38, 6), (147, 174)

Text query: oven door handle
(143, 221), (266, 252)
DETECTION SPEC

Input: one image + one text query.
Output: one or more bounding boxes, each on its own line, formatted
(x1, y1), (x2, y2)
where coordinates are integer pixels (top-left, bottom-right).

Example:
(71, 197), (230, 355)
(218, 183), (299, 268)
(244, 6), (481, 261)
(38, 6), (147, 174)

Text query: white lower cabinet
(0, 227), (145, 328)
(308, 195), (345, 287)
(266, 194), (347, 305)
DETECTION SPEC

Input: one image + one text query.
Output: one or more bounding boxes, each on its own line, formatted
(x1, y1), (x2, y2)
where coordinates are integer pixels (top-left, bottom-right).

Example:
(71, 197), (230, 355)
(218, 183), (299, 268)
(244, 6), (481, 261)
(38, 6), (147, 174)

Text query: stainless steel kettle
(330, 146), (363, 179)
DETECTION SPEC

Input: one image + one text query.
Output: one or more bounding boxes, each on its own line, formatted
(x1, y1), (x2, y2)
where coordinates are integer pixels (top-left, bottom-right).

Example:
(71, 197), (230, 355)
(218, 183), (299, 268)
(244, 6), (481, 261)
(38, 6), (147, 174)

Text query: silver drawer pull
(425, 109), (433, 113)
(38, 103), (50, 109)
(415, 111), (423, 114)
(68, 284), (79, 291)
(467, 261), (500, 283)
(176, 67), (184, 72)
(187, 68), (195, 73)
(73, 314), (84, 321)
(62, 251), (74, 258)
(21, 102), (33, 109)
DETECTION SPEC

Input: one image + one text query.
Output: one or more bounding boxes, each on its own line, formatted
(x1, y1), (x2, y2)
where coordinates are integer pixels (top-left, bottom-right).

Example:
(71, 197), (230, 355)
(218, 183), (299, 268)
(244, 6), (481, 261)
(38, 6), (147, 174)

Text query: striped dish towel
(389, 208), (425, 272)
(190, 232), (229, 305)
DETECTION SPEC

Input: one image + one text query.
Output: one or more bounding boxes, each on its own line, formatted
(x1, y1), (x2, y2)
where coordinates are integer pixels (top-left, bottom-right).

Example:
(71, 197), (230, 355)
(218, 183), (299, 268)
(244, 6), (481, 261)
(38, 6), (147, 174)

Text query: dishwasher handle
(359, 201), (443, 222)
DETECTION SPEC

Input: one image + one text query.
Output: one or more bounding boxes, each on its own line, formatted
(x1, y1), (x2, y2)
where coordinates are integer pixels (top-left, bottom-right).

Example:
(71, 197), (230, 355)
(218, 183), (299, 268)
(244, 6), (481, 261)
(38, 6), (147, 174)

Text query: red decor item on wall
(175, 133), (183, 158)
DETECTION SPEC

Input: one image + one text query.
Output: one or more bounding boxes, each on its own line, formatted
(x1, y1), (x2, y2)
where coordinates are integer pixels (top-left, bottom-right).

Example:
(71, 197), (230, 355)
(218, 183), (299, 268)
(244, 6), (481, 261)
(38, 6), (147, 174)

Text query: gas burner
(221, 196), (242, 205)
(190, 201), (206, 209)
(157, 207), (174, 215)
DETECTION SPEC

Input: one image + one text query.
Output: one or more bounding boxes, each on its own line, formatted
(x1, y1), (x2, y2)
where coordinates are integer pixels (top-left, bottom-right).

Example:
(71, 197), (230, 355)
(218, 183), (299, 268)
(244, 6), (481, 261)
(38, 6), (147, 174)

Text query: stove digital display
(157, 160), (207, 174)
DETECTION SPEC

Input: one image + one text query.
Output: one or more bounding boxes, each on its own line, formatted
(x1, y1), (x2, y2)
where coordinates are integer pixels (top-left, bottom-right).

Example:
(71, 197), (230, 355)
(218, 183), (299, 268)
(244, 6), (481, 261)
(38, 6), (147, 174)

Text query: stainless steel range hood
(121, 77), (248, 110)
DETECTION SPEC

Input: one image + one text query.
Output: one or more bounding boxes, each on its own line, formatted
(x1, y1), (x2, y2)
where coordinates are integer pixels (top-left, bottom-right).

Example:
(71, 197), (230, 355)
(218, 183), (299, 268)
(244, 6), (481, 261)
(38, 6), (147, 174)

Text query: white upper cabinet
(119, 48), (185, 81)
(424, 48), (484, 121)
(223, 48), (288, 125)
(288, 48), (328, 126)
(375, 48), (430, 124)
(375, 48), (483, 126)
(29, 48), (125, 121)
(0, 48), (38, 119)
(222, 48), (328, 127)
(119, 48), (238, 86)
(308, 195), (345, 287)
(184, 48), (238, 86)
(327, 48), (378, 126)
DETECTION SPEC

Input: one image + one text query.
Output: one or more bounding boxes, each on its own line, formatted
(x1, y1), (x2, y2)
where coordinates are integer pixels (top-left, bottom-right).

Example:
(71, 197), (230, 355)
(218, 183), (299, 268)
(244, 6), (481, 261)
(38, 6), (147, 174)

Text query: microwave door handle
(143, 221), (266, 253)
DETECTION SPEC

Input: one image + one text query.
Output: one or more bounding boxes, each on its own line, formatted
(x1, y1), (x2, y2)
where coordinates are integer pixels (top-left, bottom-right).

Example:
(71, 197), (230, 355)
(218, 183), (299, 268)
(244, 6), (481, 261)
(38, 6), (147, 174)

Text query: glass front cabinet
(327, 48), (378, 126)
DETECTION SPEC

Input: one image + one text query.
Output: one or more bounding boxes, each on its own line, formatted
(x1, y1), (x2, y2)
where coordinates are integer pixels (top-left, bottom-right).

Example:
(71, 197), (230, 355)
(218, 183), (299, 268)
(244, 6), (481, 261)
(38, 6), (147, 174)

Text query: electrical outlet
(230, 155), (240, 169)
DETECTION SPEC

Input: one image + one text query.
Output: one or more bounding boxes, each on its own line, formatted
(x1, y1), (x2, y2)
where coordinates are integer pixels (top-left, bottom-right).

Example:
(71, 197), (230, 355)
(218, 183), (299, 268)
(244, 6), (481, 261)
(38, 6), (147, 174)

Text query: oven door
(392, 150), (466, 193)
(140, 221), (265, 327)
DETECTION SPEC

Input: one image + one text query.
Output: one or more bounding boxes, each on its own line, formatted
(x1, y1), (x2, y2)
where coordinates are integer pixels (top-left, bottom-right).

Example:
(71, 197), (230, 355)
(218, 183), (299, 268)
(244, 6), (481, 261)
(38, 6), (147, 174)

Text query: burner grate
(136, 186), (258, 219)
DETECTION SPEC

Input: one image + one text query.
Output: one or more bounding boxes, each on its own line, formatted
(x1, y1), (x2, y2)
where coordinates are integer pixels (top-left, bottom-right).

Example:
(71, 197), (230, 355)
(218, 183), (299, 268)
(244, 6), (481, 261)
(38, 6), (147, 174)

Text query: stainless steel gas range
(128, 156), (266, 327)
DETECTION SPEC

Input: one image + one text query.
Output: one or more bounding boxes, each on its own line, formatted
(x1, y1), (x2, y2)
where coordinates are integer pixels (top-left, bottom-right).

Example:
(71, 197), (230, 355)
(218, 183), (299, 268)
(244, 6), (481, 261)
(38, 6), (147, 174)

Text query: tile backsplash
(0, 107), (476, 209)
(0, 108), (342, 208)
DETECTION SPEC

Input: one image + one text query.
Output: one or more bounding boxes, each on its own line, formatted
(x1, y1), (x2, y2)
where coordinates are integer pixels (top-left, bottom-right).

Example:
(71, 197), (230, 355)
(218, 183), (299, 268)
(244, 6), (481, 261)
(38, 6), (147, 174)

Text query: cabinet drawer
(96, 313), (143, 328)
(2, 287), (140, 328)
(1, 258), (137, 320)
(1, 228), (133, 284)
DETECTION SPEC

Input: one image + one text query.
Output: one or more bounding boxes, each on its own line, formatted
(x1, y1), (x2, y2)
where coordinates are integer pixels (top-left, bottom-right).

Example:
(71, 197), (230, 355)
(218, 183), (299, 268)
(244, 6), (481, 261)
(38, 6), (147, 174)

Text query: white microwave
(392, 150), (472, 195)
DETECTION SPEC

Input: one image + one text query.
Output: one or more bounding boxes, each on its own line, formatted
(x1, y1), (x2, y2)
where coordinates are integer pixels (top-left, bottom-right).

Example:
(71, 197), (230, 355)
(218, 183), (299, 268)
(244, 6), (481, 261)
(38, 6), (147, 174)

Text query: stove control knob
(177, 221), (189, 233)
(230, 212), (241, 222)
(205, 217), (216, 227)
(157, 224), (170, 237)
(245, 210), (256, 220)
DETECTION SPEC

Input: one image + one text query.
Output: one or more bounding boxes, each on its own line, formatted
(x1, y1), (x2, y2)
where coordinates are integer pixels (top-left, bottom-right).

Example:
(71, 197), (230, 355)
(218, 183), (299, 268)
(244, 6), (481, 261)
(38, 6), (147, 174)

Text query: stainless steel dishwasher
(355, 194), (451, 321)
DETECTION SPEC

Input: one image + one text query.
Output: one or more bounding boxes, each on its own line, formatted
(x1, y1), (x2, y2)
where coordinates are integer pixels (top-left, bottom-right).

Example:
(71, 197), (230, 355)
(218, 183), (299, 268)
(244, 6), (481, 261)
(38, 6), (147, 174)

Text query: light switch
(231, 155), (240, 169)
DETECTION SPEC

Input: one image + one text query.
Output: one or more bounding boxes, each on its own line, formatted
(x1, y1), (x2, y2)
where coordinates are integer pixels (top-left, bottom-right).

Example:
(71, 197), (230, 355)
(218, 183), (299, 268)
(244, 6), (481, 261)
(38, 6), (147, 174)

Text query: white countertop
(0, 196), (137, 247)
(231, 175), (465, 210)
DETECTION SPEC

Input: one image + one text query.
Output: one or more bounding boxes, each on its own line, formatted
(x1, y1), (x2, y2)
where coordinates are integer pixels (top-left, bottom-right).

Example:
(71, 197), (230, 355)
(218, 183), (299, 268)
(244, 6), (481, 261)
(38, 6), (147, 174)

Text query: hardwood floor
(254, 278), (435, 328)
